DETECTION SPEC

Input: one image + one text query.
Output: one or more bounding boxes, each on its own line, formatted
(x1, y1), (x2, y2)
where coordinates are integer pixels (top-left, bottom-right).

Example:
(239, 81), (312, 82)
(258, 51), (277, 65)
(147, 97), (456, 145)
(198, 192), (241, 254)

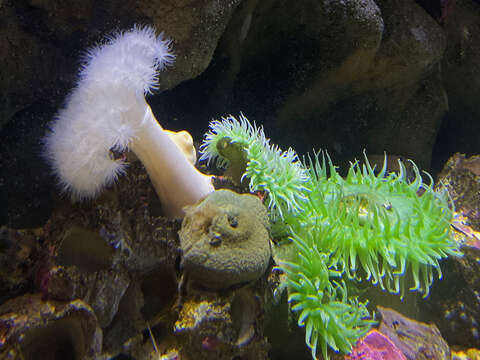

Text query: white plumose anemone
(44, 25), (214, 218)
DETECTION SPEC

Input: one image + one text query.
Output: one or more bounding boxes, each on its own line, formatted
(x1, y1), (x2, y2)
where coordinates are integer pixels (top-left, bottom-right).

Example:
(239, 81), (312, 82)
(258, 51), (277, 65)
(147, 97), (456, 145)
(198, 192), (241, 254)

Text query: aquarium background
(0, 0), (479, 359)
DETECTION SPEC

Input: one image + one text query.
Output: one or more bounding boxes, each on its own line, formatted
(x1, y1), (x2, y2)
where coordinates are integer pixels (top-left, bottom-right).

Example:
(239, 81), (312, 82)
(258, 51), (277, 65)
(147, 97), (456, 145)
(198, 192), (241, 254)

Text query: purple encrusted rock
(346, 329), (407, 360)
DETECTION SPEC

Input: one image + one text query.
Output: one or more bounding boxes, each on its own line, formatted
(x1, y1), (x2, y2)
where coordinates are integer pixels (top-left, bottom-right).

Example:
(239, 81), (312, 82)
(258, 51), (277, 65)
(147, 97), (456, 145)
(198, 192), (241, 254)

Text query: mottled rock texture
(422, 153), (480, 349)
(0, 294), (102, 359)
(174, 288), (270, 360)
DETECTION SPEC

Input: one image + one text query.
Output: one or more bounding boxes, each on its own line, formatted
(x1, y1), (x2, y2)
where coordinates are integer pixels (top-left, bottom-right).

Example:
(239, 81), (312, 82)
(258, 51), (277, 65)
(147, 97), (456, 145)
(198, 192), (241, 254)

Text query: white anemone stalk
(44, 25), (214, 218)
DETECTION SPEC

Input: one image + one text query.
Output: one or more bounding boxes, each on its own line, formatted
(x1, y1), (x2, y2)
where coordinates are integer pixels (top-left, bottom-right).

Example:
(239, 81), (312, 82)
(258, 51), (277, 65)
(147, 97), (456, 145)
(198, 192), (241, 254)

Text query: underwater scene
(1, 1), (479, 359)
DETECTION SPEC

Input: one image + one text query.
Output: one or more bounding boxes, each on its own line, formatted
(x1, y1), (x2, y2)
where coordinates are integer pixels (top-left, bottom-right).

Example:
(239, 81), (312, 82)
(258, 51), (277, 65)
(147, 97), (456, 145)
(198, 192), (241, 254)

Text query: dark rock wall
(1, 0), (479, 228)
(160, 0), (449, 167)
(151, 0), (478, 171)
(433, 0), (480, 171)
(0, 0), (240, 227)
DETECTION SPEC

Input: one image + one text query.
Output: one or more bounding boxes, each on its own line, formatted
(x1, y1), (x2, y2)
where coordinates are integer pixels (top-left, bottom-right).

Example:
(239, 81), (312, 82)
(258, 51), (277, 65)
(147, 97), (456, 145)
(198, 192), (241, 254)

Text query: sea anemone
(281, 229), (374, 360)
(43, 25), (214, 218)
(296, 152), (461, 298)
(200, 113), (308, 218)
(200, 114), (461, 359)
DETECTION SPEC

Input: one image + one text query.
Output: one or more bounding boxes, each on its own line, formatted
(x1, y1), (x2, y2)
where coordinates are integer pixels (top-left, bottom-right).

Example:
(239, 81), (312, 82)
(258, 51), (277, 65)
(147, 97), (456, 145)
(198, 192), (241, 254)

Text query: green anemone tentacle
(200, 113), (309, 218)
(298, 152), (461, 299)
(200, 114), (461, 359)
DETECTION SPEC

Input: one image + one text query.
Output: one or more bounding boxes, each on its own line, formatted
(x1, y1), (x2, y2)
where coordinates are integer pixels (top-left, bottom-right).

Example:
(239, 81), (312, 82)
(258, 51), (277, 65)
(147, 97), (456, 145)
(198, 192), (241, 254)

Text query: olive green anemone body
(200, 114), (461, 359)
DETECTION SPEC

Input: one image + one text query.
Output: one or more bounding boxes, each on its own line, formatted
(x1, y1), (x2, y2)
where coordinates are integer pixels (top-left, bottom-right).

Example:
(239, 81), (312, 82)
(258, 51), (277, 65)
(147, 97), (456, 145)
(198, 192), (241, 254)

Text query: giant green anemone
(291, 152), (461, 298)
(200, 113), (308, 218)
(281, 228), (375, 359)
(200, 114), (461, 359)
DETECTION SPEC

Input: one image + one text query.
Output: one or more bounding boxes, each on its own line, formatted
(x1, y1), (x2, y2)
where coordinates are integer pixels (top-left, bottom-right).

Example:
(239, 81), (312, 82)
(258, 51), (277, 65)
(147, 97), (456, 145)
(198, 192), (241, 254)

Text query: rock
(102, 280), (147, 355)
(135, 0), (241, 89)
(38, 215), (133, 328)
(377, 306), (451, 360)
(346, 329), (407, 360)
(435, 0), (480, 170)
(33, 161), (181, 334)
(174, 288), (270, 360)
(0, 4), (71, 129)
(179, 189), (271, 290)
(153, 0), (448, 171)
(452, 348), (480, 360)
(0, 0), (241, 129)
(0, 293), (102, 359)
(269, 0), (446, 169)
(436, 153), (480, 229)
(371, 0), (446, 88)
(0, 227), (40, 304)
(421, 153), (480, 348)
